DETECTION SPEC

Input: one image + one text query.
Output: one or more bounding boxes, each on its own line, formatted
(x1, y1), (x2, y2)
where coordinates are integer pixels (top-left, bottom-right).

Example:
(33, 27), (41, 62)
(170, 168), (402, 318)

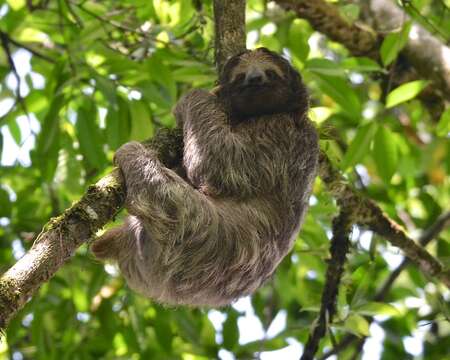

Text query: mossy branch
(319, 154), (450, 288)
(0, 129), (183, 332)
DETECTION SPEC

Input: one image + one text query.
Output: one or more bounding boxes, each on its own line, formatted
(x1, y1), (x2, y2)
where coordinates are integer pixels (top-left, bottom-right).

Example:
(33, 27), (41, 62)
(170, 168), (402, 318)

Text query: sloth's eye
(265, 69), (277, 80)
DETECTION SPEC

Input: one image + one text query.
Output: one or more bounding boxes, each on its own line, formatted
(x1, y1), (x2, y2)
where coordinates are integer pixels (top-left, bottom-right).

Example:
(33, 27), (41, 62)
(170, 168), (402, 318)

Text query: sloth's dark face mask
(217, 48), (309, 121)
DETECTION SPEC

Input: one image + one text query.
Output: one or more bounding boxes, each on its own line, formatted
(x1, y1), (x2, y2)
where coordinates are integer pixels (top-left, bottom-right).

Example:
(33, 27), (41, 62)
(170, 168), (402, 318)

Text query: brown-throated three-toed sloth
(91, 48), (319, 307)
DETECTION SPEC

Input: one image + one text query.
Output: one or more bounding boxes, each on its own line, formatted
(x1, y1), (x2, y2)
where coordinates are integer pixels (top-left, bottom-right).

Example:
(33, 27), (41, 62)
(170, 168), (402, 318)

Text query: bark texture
(214, 0), (247, 72)
(319, 154), (450, 288)
(0, 129), (183, 331)
(367, 0), (450, 100)
(276, 0), (379, 56)
(275, 0), (450, 102)
(301, 209), (352, 360)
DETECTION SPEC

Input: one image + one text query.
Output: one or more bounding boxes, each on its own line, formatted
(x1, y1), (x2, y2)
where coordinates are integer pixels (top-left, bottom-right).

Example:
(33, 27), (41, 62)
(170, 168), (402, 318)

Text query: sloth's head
(217, 47), (308, 120)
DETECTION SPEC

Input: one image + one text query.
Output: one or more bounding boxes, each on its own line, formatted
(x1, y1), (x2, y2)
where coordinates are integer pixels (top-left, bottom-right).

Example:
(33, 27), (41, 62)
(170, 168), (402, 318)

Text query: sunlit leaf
(341, 57), (382, 72)
(436, 107), (450, 136)
(7, 118), (21, 145)
(6, 0), (25, 11)
(343, 314), (370, 337)
(353, 302), (400, 317)
(380, 22), (412, 66)
(17, 28), (48, 43)
(386, 80), (430, 108)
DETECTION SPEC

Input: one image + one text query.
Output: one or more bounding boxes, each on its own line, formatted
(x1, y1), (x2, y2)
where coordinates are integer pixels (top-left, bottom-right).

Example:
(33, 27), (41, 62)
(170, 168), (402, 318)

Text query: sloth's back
(118, 114), (319, 307)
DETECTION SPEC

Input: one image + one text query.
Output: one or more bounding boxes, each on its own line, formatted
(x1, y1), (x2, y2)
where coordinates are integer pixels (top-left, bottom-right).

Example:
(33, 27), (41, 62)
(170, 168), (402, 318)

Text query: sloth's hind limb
(91, 140), (217, 259)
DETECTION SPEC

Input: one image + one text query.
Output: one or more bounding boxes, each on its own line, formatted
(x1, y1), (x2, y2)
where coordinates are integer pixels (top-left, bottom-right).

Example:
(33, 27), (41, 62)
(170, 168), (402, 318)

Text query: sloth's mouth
(238, 83), (271, 92)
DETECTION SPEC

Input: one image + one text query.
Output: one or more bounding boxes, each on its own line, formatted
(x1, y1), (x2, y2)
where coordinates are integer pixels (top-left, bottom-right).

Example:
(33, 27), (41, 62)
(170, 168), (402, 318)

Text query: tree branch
(301, 209), (352, 360)
(318, 154), (450, 288)
(366, 0), (450, 100)
(213, 0), (247, 72)
(274, 0), (450, 102)
(318, 211), (450, 360)
(0, 129), (183, 332)
(276, 0), (379, 57)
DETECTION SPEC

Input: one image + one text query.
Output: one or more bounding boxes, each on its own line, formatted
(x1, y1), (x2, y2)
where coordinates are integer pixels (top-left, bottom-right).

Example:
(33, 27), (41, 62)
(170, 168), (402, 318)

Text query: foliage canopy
(0, 0), (449, 359)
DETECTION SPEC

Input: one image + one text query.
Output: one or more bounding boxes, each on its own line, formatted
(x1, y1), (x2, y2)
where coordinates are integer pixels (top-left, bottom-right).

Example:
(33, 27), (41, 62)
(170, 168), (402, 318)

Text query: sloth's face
(218, 48), (308, 120)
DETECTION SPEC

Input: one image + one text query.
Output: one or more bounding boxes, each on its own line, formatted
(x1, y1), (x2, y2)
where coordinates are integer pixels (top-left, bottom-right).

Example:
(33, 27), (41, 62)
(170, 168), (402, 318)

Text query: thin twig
(0, 32), (29, 117)
(0, 31), (55, 63)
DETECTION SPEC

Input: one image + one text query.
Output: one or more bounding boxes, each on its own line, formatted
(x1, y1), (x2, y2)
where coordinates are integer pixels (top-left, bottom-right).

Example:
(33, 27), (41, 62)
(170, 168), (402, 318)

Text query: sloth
(91, 48), (319, 307)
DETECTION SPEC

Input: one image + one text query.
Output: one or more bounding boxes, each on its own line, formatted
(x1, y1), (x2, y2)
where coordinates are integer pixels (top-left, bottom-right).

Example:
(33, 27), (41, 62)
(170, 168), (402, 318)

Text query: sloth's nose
(245, 69), (265, 85)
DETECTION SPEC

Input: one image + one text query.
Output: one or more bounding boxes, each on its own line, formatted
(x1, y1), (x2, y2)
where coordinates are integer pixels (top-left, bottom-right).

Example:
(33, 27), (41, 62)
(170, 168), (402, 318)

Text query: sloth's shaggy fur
(91, 48), (319, 307)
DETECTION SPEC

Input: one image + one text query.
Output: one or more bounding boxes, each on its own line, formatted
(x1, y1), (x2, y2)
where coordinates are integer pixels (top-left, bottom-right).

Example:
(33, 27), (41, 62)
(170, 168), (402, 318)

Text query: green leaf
(353, 302), (400, 317)
(35, 94), (65, 181)
(137, 81), (173, 110)
(312, 74), (362, 120)
(306, 58), (346, 77)
(341, 57), (382, 72)
(172, 67), (215, 84)
(386, 80), (430, 108)
(237, 336), (288, 355)
(173, 309), (201, 345)
(76, 98), (106, 170)
(106, 96), (131, 150)
(343, 314), (370, 337)
(154, 308), (173, 353)
(6, 0), (26, 11)
(288, 19), (310, 63)
(129, 100), (153, 141)
(341, 123), (378, 170)
(380, 22), (412, 66)
(222, 310), (239, 351)
(97, 299), (118, 342)
(373, 126), (398, 183)
(350, 264), (374, 308)
(436, 107), (450, 136)
(7, 118), (21, 145)
(146, 54), (176, 100)
(94, 75), (117, 106)
(0, 188), (12, 217)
